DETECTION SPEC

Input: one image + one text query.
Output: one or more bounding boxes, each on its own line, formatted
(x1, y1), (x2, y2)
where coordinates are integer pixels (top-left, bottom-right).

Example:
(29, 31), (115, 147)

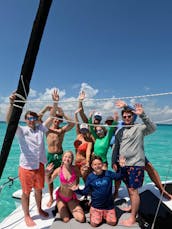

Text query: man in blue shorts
(112, 102), (156, 226)
(111, 100), (172, 201)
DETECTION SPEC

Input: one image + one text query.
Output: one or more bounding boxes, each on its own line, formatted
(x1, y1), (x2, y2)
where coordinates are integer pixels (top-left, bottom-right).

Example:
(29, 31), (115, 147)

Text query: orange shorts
(90, 206), (117, 226)
(19, 163), (45, 195)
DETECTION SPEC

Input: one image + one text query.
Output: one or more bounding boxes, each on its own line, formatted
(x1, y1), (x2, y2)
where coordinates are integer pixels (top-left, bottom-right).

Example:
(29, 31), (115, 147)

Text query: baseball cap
(80, 123), (89, 133)
(94, 112), (102, 121)
(105, 116), (114, 122)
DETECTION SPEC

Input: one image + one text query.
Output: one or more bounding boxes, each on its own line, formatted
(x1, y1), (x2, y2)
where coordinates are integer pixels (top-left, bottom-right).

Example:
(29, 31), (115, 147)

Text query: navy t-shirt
(75, 170), (122, 210)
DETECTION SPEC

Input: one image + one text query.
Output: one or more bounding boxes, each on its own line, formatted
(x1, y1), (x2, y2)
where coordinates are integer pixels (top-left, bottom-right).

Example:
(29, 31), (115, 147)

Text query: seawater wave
(0, 122), (172, 222)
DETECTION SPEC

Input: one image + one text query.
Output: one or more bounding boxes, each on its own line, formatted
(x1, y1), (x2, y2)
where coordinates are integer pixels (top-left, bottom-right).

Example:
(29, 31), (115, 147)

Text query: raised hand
(115, 100), (127, 109)
(134, 103), (144, 116)
(79, 91), (86, 101)
(45, 163), (54, 175)
(52, 89), (59, 102)
(9, 91), (16, 104)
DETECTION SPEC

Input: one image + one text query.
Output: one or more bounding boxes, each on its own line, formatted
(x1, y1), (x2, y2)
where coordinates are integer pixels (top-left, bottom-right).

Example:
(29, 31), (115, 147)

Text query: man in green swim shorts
(46, 109), (75, 207)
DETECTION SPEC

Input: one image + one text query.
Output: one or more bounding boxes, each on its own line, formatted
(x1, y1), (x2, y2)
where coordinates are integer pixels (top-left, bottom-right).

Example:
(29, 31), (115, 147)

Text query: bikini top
(78, 142), (88, 153)
(59, 165), (77, 185)
(74, 140), (88, 153)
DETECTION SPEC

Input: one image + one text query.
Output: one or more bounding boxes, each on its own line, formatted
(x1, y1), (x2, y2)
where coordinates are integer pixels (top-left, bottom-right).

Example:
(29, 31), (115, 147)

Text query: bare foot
(120, 217), (136, 226)
(47, 199), (54, 208)
(25, 215), (36, 227)
(39, 209), (49, 218)
(120, 205), (131, 212)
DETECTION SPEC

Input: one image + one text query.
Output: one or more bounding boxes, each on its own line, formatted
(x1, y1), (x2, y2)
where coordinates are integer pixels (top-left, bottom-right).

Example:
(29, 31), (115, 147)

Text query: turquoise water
(0, 122), (172, 222)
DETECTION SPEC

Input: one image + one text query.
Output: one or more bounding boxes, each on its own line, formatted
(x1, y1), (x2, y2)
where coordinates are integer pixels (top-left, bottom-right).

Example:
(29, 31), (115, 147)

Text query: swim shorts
(19, 163), (44, 195)
(47, 151), (63, 169)
(122, 166), (144, 189)
(90, 206), (117, 226)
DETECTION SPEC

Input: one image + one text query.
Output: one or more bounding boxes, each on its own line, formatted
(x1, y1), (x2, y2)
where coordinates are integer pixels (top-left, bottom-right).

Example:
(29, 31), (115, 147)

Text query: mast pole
(0, 0), (53, 178)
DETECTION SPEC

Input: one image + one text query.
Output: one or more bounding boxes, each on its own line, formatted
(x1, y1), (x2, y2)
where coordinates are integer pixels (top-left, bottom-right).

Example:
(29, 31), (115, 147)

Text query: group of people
(6, 90), (172, 227)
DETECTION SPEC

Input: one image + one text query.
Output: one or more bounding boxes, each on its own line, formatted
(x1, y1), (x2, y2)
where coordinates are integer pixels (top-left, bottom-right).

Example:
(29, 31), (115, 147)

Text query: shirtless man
(46, 107), (75, 207)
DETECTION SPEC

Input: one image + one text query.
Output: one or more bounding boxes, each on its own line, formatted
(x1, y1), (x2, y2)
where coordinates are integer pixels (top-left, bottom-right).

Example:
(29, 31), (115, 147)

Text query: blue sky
(0, 0), (172, 122)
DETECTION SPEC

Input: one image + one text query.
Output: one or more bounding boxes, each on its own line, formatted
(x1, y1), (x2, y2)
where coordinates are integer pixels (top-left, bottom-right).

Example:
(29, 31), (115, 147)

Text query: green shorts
(47, 151), (63, 169)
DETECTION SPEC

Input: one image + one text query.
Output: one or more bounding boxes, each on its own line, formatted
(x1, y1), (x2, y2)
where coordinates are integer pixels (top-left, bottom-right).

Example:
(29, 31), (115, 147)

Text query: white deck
(0, 191), (56, 229)
(1, 182), (172, 229)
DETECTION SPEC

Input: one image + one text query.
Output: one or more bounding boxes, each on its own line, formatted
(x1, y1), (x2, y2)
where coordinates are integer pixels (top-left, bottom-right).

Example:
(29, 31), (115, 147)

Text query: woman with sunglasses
(112, 102), (156, 226)
(90, 113), (118, 170)
(74, 108), (94, 182)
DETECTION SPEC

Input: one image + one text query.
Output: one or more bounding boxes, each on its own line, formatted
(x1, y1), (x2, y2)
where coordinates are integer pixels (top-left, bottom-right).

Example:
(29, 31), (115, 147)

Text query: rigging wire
(12, 91), (172, 104)
(151, 160), (172, 229)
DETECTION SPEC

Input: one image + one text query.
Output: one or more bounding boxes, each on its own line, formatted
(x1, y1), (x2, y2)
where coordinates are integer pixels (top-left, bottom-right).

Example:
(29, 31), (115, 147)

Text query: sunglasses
(123, 115), (132, 119)
(27, 116), (38, 121)
(96, 129), (104, 134)
(80, 128), (89, 134)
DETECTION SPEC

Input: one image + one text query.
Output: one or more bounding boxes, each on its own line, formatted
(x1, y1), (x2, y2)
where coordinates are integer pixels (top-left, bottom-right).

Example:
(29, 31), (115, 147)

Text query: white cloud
(80, 82), (99, 99)
(28, 88), (37, 98)
(0, 84), (172, 124)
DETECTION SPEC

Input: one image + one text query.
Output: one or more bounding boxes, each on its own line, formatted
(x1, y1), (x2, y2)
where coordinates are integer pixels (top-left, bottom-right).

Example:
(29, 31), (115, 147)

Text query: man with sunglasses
(112, 100), (172, 201)
(112, 102), (156, 226)
(6, 90), (58, 227)
(46, 108), (75, 207)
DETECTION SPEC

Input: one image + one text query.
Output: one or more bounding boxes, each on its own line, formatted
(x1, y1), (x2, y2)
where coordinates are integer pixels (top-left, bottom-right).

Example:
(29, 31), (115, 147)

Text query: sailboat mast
(0, 0), (53, 178)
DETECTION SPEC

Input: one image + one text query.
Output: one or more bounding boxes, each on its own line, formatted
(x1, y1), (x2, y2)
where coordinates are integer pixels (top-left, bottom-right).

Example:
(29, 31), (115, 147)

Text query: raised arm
(44, 89), (59, 128)
(45, 163), (59, 184)
(38, 105), (53, 122)
(74, 108), (81, 135)
(134, 103), (156, 134)
(78, 91), (88, 123)
(61, 108), (75, 132)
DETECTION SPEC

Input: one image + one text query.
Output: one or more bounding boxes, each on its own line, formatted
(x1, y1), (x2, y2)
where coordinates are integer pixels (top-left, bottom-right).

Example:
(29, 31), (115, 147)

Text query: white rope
(13, 104), (23, 109)
(21, 75), (28, 111)
(10, 75), (28, 110)
(15, 93), (26, 102)
(12, 91), (172, 104)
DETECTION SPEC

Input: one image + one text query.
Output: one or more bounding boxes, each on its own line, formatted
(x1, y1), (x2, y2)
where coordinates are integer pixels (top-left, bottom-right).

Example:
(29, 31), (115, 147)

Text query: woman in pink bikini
(45, 151), (85, 223)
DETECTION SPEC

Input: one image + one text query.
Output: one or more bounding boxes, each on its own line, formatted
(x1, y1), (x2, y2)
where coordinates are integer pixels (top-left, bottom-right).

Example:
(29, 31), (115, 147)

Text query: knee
(62, 217), (70, 223)
(90, 222), (99, 227)
(76, 215), (86, 223)
(107, 220), (117, 226)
